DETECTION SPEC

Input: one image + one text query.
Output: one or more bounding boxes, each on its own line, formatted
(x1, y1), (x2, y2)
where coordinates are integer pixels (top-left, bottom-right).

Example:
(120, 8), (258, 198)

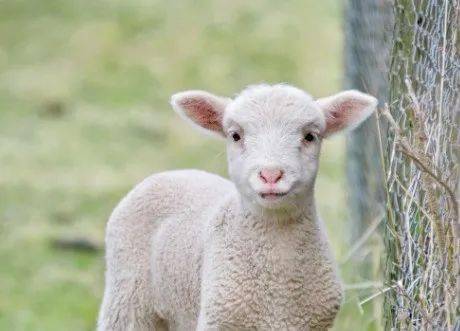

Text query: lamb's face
(222, 86), (324, 209)
(171, 84), (377, 211)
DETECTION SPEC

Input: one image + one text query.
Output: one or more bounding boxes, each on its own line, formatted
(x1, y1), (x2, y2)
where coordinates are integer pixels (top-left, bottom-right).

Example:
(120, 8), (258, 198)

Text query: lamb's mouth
(259, 192), (289, 200)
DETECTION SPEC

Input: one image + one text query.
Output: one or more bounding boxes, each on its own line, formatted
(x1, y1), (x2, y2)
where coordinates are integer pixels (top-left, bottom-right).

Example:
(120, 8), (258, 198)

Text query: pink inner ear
(179, 98), (223, 132)
(325, 99), (368, 134)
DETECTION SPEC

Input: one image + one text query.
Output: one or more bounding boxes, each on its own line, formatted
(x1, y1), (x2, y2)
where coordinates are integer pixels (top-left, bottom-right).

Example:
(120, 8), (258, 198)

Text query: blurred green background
(0, 1), (382, 330)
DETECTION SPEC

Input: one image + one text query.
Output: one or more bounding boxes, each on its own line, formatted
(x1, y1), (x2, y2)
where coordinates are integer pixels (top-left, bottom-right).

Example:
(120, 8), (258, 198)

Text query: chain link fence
(383, 0), (459, 329)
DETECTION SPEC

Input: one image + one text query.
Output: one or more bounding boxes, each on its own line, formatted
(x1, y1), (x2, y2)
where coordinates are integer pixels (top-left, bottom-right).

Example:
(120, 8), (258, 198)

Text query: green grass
(0, 1), (382, 330)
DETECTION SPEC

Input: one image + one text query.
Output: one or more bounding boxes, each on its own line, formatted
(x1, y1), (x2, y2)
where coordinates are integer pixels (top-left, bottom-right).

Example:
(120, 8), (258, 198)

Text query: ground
(0, 1), (382, 330)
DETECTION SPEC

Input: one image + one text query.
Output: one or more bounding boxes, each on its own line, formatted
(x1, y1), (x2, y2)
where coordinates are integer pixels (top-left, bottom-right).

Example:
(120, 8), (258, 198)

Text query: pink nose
(259, 169), (283, 184)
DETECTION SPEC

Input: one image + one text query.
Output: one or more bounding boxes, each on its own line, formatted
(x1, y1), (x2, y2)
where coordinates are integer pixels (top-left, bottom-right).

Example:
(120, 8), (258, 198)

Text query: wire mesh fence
(382, 0), (459, 329)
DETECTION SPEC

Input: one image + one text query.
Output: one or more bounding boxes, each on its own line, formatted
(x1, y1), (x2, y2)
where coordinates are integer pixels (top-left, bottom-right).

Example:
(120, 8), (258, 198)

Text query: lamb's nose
(259, 169), (283, 184)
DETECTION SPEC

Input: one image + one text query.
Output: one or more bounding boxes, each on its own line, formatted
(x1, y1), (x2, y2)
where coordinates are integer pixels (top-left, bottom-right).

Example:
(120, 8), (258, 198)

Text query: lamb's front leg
(196, 314), (251, 331)
(196, 261), (257, 331)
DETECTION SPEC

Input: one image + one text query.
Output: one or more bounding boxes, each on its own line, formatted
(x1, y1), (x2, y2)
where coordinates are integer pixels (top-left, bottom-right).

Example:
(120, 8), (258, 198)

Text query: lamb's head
(171, 84), (377, 211)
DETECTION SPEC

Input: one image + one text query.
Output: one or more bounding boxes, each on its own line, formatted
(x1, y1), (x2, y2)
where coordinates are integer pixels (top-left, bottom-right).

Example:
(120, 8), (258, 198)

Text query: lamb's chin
(254, 194), (292, 210)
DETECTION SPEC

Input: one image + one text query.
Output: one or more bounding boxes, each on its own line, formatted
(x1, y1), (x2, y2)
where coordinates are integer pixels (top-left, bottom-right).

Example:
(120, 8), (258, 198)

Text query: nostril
(259, 169), (283, 184)
(259, 171), (268, 183)
(275, 170), (283, 183)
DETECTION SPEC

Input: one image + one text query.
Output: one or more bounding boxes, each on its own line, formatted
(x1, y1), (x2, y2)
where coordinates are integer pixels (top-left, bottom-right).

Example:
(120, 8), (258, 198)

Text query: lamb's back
(107, 169), (234, 237)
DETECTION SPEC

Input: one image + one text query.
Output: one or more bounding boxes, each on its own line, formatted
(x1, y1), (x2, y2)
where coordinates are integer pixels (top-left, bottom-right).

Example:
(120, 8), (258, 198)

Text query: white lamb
(97, 84), (377, 330)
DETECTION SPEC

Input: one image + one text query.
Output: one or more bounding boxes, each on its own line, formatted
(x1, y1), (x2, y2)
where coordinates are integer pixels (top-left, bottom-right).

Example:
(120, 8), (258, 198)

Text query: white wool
(98, 84), (377, 330)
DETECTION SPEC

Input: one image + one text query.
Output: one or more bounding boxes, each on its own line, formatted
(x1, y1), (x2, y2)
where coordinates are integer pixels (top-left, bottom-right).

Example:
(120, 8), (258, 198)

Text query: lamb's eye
(232, 132), (241, 142)
(304, 133), (316, 142)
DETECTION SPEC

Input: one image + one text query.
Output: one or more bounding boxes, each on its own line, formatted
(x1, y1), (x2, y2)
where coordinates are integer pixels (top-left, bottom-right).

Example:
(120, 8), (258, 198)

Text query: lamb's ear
(170, 90), (231, 137)
(316, 90), (378, 137)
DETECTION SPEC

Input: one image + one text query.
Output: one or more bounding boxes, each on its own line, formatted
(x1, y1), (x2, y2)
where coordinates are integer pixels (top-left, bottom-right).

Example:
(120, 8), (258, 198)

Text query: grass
(0, 1), (382, 330)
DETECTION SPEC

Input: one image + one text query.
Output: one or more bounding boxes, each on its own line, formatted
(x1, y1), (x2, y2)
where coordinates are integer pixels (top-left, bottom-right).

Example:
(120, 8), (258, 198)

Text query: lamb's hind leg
(97, 235), (168, 330)
(97, 193), (167, 330)
(97, 275), (166, 330)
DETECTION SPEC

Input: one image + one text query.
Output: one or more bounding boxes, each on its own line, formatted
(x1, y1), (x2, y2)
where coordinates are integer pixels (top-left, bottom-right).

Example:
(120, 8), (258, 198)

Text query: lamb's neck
(238, 192), (319, 229)
(229, 193), (329, 258)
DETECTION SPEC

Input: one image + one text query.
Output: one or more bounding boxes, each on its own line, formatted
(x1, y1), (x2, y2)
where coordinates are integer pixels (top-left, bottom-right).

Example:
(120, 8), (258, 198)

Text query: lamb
(97, 84), (377, 330)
